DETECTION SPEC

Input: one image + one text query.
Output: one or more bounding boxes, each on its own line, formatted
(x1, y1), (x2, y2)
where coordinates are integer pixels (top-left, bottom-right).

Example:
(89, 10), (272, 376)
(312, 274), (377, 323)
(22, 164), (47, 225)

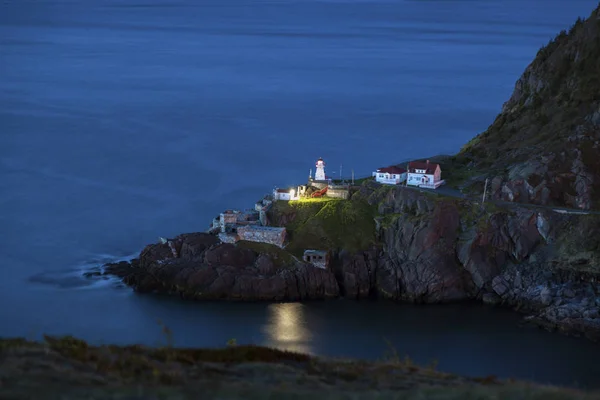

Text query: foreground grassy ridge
(269, 197), (379, 256)
(0, 336), (597, 400)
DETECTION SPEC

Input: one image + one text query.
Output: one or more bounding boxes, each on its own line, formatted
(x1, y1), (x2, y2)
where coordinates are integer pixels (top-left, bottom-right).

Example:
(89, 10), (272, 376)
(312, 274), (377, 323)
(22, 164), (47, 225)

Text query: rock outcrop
(97, 182), (600, 341)
(336, 184), (600, 341)
(102, 232), (339, 301)
(455, 4), (600, 210)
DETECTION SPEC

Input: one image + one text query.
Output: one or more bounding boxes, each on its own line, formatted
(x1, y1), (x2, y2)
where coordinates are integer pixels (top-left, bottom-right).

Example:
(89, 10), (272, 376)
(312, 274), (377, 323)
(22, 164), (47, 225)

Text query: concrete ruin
(326, 184), (350, 199)
(212, 209), (261, 233)
(216, 226), (286, 248)
(254, 197), (273, 226)
(303, 250), (329, 269)
(210, 196), (286, 247)
(237, 225), (286, 248)
(218, 232), (239, 244)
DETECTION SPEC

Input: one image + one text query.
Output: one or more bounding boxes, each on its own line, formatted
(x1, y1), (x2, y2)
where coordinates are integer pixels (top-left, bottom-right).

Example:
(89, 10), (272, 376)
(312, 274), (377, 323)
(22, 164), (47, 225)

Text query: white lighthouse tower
(315, 157), (326, 181)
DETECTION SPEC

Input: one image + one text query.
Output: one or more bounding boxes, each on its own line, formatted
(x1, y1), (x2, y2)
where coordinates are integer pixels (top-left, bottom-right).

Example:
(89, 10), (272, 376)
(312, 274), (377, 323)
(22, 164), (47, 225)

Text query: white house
(372, 166), (407, 185)
(406, 160), (444, 189)
(273, 188), (297, 201)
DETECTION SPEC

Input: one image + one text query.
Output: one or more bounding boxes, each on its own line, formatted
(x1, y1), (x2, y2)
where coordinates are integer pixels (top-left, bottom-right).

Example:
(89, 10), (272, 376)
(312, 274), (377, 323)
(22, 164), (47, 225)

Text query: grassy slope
(446, 5), (600, 200)
(1, 336), (597, 400)
(269, 197), (379, 256)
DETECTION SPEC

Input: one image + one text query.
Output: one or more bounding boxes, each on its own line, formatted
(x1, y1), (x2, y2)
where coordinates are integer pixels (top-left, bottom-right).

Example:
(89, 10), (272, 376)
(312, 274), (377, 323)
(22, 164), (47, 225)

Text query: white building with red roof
(406, 160), (444, 189)
(372, 166), (407, 185)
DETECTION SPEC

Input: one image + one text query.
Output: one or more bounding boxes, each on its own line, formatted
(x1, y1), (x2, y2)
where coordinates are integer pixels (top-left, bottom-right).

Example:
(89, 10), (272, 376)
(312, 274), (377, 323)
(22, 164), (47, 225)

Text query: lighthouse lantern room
(315, 157), (326, 181)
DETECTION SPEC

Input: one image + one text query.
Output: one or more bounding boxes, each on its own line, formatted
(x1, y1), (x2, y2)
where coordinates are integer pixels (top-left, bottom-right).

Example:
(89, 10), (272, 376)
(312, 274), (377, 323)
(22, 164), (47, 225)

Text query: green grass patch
(380, 213), (403, 228)
(292, 197), (337, 204)
(427, 155), (483, 190)
(42, 334), (312, 362)
(34, 335), (312, 384)
(352, 176), (375, 185)
(443, 167), (479, 189)
(270, 197), (378, 256)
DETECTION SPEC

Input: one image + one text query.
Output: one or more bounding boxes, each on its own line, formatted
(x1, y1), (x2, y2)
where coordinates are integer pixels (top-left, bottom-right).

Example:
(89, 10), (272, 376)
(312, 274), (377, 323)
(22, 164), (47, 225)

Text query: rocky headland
(101, 234), (340, 302)
(97, 182), (600, 342)
(93, 4), (600, 342)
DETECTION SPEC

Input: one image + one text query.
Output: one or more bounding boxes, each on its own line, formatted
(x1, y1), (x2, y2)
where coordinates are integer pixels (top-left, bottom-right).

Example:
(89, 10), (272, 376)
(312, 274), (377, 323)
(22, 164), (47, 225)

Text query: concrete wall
(307, 181), (349, 198)
(327, 187), (350, 199)
(298, 185), (307, 196)
(303, 251), (329, 269)
(218, 232), (239, 244)
(255, 198), (272, 212)
(220, 211), (238, 228)
(237, 225), (286, 248)
(259, 210), (268, 226)
(326, 185), (350, 200)
(259, 201), (272, 226)
(273, 190), (292, 201)
(309, 180), (328, 190)
(236, 220), (261, 227)
(237, 210), (259, 222)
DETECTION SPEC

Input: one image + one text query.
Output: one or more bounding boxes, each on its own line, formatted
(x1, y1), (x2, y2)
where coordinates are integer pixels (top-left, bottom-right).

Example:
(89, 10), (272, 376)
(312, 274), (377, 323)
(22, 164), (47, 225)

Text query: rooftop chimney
(426, 159), (430, 164)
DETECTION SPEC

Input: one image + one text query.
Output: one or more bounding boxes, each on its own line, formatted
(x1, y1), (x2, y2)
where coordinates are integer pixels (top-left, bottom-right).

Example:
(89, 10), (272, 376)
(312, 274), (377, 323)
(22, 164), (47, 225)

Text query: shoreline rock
(95, 183), (600, 343)
(101, 232), (339, 302)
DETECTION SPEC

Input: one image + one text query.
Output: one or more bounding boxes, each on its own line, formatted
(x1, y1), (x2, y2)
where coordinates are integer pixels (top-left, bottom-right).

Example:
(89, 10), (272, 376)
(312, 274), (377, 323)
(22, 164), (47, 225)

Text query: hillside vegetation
(1, 336), (598, 400)
(452, 4), (600, 209)
(267, 197), (379, 256)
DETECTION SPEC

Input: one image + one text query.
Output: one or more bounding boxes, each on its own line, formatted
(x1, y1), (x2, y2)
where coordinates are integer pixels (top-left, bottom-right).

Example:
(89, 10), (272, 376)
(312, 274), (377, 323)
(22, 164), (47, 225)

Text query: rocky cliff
(100, 233), (339, 302)
(453, 4), (600, 210)
(98, 181), (600, 341)
(337, 182), (600, 341)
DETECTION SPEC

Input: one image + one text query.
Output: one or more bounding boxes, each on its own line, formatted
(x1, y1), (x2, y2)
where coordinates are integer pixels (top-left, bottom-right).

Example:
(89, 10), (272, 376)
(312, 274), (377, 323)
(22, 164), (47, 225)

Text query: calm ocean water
(2, 0), (600, 388)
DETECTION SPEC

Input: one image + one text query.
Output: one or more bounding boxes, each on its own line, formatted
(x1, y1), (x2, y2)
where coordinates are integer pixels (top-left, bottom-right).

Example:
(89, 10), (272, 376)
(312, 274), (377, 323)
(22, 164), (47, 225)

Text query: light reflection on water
(263, 302), (313, 354)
